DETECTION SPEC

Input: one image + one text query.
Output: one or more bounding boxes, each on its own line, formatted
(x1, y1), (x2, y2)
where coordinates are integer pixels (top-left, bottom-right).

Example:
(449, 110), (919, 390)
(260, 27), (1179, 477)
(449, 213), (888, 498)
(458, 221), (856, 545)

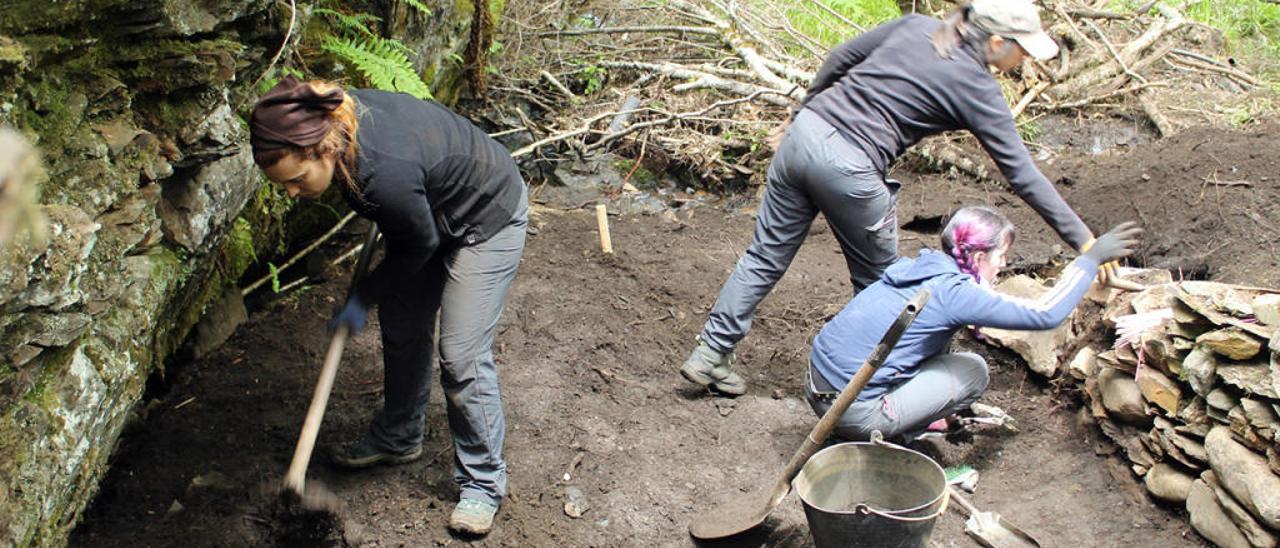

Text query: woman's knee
(952, 352), (990, 395)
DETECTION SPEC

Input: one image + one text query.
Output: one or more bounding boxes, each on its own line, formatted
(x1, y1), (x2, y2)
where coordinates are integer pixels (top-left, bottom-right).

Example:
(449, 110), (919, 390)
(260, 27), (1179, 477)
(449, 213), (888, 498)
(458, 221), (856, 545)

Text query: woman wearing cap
(249, 77), (526, 535)
(680, 0), (1106, 396)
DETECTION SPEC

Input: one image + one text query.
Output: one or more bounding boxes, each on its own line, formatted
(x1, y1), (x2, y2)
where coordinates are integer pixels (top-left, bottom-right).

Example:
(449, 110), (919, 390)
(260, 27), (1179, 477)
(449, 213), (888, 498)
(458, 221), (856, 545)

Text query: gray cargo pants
(700, 109), (900, 354)
(370, 186), (527, 506)
(805, 352), (990, 441)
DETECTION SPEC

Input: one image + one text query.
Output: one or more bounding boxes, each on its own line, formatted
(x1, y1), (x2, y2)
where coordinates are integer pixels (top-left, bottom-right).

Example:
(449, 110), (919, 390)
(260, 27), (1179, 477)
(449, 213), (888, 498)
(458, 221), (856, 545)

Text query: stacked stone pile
(984, 273), (1280, 548)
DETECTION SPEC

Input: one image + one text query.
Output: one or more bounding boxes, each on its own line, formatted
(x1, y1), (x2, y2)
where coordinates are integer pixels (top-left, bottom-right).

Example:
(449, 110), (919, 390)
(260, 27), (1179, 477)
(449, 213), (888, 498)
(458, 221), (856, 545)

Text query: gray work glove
(1082, 221), (1143, 266)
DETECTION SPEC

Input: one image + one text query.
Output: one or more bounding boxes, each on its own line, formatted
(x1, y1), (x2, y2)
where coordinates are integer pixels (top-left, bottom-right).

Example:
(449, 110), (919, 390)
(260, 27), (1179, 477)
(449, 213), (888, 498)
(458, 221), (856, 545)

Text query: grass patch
(1109, 0), (1280, 78)
(754, 0), (901, 50)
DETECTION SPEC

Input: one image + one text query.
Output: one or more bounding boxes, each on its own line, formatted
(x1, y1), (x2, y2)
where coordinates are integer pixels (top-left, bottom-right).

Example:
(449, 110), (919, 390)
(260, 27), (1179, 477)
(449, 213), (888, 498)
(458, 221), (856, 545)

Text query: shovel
(688, 288), (932, 540)
(948, 488), (1041, 548)
(282, 224), (381, 501)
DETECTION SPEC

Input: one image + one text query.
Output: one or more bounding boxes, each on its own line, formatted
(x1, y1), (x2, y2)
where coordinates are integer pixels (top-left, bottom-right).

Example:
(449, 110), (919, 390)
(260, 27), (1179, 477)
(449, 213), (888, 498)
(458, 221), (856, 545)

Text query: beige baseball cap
(969, 0), (1060, 60)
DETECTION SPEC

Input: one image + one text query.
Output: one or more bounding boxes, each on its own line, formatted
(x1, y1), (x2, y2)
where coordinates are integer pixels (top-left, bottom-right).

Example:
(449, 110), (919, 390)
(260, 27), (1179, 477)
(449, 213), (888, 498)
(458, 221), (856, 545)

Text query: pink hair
(940, 206), (1016, 284)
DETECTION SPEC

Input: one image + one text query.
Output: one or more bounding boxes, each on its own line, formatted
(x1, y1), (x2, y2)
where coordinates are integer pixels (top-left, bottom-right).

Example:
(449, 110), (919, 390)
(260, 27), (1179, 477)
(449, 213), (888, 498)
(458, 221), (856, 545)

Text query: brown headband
(249, 76), (345, 151)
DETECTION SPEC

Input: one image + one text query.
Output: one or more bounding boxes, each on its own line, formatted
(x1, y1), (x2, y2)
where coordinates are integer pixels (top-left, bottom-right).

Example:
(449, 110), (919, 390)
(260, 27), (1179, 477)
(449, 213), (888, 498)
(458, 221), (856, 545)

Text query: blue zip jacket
(810, 249), (1100, 401)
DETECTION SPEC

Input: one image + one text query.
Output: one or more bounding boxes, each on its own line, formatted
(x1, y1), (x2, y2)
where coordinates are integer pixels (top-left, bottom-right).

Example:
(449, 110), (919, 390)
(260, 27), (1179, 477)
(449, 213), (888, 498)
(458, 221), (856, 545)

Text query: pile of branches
(486, 0), (1265, 190)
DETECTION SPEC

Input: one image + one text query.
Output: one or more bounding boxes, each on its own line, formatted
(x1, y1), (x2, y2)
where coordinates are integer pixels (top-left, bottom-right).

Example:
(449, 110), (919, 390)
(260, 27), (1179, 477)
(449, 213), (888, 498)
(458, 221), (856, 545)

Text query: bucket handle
(853, 494), (949, 523)
(854, 430), (951, 522)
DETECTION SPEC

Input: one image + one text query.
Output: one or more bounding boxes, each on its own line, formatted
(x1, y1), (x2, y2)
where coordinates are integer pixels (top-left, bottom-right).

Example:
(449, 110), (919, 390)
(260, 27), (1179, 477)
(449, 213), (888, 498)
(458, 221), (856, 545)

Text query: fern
(314, 7), (380, 37)
(322, 36), (434, 100)
(402, 0), (432, 14)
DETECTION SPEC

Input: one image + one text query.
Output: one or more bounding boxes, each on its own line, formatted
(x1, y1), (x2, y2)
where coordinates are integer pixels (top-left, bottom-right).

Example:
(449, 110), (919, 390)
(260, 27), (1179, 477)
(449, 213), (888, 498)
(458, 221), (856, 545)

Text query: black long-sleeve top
(346, 89), (524, 304)
(800, 14), (1091, 249)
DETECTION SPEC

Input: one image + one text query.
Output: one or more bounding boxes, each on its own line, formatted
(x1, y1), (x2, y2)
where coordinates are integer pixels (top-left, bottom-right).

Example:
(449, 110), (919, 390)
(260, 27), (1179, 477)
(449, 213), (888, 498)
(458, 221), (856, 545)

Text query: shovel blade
(687, 484), (778, 540)
(965, 511), (1041, 548)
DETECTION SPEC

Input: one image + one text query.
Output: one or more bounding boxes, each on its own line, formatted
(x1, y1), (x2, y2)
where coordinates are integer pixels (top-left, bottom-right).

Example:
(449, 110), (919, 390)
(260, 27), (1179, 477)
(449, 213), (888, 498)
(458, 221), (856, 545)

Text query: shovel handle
(769, 288), (932, 504)
(283, 225), (381, 496)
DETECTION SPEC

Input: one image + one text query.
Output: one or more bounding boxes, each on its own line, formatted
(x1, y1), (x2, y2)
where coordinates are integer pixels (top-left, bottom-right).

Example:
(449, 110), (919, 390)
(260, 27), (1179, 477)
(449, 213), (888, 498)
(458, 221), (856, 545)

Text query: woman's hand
(328, 295), (369, 334)
(1081, 222), (1145, 291)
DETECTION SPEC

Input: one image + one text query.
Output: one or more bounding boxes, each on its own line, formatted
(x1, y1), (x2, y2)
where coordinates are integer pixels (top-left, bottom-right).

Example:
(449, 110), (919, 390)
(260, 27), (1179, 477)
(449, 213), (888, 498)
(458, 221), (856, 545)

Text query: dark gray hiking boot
(329, 438), (423, 469)
(679, 336), (746, 396)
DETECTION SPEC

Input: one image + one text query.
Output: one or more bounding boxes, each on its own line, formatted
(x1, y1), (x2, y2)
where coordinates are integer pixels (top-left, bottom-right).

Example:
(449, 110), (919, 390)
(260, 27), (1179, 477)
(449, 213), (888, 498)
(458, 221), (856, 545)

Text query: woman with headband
(249, 77), (526, 535)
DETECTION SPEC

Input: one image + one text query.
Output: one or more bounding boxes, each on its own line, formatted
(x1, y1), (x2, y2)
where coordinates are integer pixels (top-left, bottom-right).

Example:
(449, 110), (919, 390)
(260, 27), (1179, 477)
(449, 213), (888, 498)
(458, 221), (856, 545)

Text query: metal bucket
(793, 441), (948, 548)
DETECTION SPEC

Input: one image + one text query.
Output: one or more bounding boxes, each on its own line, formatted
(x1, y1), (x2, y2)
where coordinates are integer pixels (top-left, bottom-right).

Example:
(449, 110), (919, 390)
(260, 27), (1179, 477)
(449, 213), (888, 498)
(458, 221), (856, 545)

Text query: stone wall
(983, 273), (1280, 547)
(0, 1), (472, 545)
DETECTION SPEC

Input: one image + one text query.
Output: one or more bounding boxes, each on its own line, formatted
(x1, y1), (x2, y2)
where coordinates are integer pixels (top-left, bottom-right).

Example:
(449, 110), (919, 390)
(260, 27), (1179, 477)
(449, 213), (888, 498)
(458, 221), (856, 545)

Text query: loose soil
(71, 123), (1279, 547)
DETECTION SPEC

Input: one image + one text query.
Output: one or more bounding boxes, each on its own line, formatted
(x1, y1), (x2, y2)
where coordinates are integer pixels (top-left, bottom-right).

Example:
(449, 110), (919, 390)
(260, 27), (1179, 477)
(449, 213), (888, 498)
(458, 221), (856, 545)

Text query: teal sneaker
(448, 498), (498, 535)
(328, 438), (422, 469)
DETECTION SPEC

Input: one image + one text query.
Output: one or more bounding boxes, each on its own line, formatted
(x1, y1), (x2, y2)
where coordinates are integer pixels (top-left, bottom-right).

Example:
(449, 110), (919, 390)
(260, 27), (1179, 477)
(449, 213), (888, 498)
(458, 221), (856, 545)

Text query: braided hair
(940, 206), (1016, 285)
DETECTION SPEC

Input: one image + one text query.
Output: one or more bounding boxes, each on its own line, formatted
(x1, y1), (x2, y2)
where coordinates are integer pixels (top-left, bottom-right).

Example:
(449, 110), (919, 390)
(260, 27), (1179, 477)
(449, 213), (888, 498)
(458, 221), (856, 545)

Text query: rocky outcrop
(0, 1), (472, 545)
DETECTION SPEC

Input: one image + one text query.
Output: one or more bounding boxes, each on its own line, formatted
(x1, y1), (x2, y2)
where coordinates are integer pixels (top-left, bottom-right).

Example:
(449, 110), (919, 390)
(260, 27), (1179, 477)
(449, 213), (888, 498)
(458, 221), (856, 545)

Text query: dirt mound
(897, 122), (1280, 287)
(71, 203), (1198, 546)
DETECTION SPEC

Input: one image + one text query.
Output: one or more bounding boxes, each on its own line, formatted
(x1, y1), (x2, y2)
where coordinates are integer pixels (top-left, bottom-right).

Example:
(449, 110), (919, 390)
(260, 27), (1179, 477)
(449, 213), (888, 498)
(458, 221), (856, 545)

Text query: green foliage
(267, 262), (282, 293)
(314, 7), (435, 100)
(770, 0), (901, 49)
(1109, 0), (1280, 77)
(321, 35), (435, 99)
(578, 65), (607, 95)
(314, 7), (381, 37)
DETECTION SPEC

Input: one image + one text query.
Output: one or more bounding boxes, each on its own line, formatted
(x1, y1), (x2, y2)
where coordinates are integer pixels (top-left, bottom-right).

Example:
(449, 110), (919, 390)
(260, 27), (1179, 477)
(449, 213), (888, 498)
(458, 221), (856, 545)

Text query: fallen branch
(1058, 5), (1186, 96)
(586, 89), (787, 152)
(1040, 81), (1168, 111)
(1011, 81), (1052, 119)
(599, 61), (794, 106)
(536, 25), (718, 38)
(1167, 52), (1259, 87)
(242, 211), (358, 296)
(1137, 89), (1177, 137)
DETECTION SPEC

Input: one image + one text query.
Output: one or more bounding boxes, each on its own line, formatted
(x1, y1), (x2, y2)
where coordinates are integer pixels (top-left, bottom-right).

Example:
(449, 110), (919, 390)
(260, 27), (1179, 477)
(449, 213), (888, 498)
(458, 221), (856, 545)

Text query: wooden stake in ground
(595, 204), (614, 254)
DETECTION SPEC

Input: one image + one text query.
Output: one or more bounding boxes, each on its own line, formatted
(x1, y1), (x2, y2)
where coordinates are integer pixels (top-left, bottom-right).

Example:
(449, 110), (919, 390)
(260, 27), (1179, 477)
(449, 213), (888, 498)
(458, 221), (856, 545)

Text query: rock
(1145, 463), (1194, 504)
(1180, 397), (1211, 427)
(1240, 399), (1280, 438)
(1253, 294), (1280, 326)
(1187, 478), (1249, 548)
(1136, 366), (1181, 415)
(1188, 479), (1252, 548)
(1271, 335), (1280, 399)
(166, 499), (184, 517)
(1131, 284), (1179, 313)
(1177, 282), (1276, 341)
(1069, 347), (1098, 380)
(1205, 426), (1280, 529)
(189, 287), (247, 360)
(1099, 367), (1149, 425)
(1184, 346), (1219, 396)
(714, 398), (736, 417)
(1228, 406), (1271, 453)
(1199, 328), (1264, 360)
(1204, 471), (1280, 548)
(979, 275), (1072, 377)
(1208, 388), (1240, 412)
(1219, 363), (1279, 399)
(563, 486), (589, 518)
(157, 149), (256, 252)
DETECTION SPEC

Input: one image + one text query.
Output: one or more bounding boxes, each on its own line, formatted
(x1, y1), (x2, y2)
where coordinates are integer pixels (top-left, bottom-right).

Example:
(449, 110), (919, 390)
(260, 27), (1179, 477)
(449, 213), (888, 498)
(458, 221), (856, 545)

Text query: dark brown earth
(70, 123), (1279, 547)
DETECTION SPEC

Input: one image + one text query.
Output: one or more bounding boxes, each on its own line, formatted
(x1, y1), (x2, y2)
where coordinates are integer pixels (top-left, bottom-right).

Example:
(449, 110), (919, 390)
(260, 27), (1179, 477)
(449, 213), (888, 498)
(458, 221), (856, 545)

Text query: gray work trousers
(370, 187), (527, 506)
(700, 109), (900, 354)
(805, 352), (990, 441)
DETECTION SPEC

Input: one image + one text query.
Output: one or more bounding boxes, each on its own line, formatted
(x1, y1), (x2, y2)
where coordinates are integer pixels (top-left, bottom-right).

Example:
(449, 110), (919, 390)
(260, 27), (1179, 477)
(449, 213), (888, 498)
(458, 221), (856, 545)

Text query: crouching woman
(806, 206), (1140, 441)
